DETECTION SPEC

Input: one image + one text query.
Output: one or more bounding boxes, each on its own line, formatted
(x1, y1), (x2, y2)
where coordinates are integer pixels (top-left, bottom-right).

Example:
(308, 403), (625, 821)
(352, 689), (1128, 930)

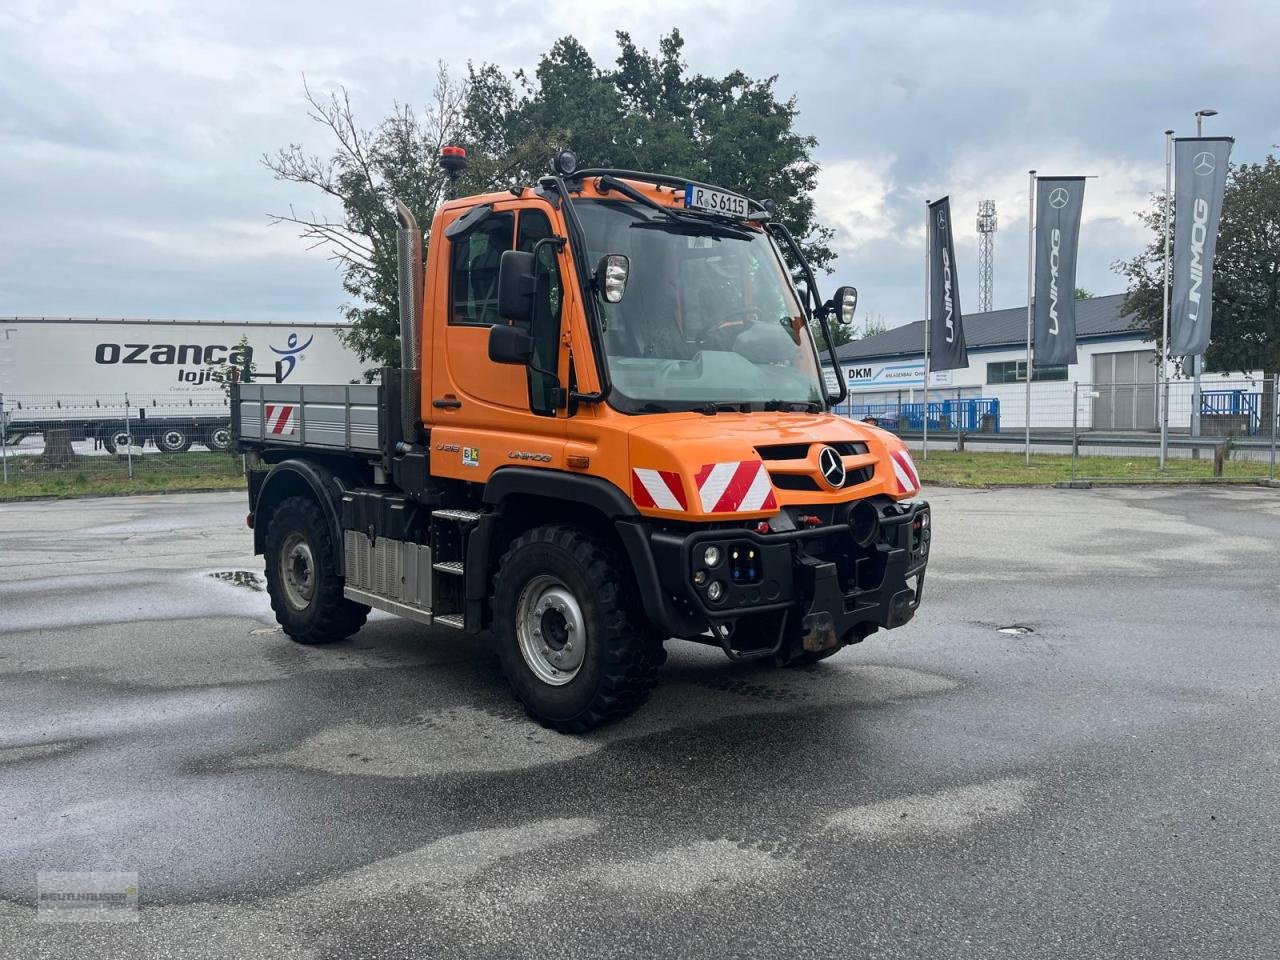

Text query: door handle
(432, 397), (462, 409)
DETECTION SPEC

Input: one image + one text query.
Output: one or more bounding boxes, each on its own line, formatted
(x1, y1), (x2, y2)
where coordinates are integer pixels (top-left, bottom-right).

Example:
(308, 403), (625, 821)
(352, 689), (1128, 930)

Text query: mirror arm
(768, 222), (848, 409)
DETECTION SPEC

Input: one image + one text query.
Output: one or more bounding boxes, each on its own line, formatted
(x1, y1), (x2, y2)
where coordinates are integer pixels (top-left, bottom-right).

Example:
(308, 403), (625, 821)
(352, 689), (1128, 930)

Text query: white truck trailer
(0, 317), (365, 452)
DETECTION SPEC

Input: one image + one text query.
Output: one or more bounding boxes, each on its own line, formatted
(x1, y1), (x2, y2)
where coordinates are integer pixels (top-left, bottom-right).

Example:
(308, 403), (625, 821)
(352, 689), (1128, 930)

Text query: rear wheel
(206, 426), (233, 452)
(102, 427), (132, 454)
(492, 525), (662, 733)
(263, 496), (368, 644)
(155, 427), (192, 454)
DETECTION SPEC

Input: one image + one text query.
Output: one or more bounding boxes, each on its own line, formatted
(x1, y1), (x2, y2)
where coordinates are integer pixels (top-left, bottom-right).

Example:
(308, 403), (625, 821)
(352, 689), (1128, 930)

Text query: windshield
(574, 199), (826, 413)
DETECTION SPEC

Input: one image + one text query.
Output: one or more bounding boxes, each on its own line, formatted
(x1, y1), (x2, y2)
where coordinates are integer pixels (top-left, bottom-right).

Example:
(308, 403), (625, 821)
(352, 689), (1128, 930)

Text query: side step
(344, 585), (433, 626)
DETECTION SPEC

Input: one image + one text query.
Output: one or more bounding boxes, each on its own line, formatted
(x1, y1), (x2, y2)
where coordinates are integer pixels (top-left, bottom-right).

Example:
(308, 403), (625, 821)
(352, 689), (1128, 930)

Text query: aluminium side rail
(235, 382), (382, 453)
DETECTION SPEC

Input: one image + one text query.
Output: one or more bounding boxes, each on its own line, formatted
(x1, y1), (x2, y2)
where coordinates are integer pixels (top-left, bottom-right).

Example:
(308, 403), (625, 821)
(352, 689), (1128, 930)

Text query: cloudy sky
(2, 0), (1278, 329)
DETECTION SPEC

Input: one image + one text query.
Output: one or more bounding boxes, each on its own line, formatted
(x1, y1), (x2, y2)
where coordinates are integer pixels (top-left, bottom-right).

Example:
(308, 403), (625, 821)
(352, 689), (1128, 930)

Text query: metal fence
(841, 376), (1278, 483)
(1, 392), (243, 493)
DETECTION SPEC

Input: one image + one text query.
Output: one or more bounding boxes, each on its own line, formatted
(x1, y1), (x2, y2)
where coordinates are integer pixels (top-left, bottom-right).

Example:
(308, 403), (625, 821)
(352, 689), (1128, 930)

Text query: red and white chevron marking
(631, 468), (689, 512)
(694, 461), (777, 514)
(264, 403), (298, 437)
(890, 448), (920, 494)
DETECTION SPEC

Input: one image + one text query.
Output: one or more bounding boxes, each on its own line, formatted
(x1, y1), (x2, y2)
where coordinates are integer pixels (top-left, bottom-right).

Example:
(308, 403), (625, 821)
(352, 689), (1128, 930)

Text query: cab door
(429, 200), (570, 477)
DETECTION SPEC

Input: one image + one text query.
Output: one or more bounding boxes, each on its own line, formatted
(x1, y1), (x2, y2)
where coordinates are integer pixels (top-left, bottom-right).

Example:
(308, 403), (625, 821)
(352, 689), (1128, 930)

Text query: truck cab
(235, 153), (930, 732)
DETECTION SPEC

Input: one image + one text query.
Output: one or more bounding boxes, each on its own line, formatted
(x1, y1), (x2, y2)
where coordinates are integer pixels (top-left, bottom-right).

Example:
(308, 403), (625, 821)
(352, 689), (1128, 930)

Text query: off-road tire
(492, 525), (662, 733)
(264, 495), (368, 645)
(155, 427), (192, 454)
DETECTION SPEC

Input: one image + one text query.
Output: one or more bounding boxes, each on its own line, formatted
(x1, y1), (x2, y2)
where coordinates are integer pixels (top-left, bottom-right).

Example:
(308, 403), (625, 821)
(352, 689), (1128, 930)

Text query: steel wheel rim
(515, 574), (586, 686)
(210, 428), (231, 449)
(280, 532), (316, 611)
(111, 431), (131, 449)
(162, 430), (185, 448)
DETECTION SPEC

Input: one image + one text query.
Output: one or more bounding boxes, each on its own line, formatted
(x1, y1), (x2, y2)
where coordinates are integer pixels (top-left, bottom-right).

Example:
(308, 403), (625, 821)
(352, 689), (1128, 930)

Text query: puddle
(997, 625), (1035, 636)
(250, 625), (283, 636)
(209, 571), (264, 592)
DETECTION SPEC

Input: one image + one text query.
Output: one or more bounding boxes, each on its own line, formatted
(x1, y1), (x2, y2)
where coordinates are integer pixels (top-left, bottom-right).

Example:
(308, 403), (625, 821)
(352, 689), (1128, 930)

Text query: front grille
(755, 442), (810, 461)
(770, 473), (822, 492)
(757, 441), (873, 490)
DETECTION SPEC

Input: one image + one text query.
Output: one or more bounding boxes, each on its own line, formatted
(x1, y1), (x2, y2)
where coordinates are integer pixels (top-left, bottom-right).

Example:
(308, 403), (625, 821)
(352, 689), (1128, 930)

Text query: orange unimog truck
(233, 149), (930, 732)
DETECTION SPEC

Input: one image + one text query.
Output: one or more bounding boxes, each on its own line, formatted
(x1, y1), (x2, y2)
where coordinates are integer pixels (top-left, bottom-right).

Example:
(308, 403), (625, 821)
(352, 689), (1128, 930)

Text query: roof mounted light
(552, 149), (578, 176)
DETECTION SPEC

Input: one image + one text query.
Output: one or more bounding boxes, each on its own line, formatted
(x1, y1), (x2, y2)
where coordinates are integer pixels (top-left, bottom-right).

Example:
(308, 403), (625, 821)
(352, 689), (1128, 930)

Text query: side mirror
(594, 254), (630, 303)
(828, 285), (858, 325)
(488, 323), (534, 365)
(497, 249), (537, 324)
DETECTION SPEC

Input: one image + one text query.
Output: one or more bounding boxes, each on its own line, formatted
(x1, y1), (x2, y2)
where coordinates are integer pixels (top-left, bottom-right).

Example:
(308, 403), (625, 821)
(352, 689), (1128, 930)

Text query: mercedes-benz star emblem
(1048, 187), (1069, 209)
(1193, 151), (1216, 175)
(818, 446), (846, 489)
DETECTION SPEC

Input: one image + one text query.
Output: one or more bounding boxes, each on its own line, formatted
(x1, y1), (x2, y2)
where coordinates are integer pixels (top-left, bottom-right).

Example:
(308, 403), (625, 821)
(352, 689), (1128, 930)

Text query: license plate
(684, 184), (749, 218)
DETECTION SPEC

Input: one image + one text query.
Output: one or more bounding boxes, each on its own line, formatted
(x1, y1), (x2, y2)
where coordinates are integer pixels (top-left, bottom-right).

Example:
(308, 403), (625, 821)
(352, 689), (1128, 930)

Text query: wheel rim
(111, 432), (131, 449)
(162, 430), (185, 449)
(515, 574), (586, 686)
(211, 428), (231, 449)
(280, 532), (316, 611)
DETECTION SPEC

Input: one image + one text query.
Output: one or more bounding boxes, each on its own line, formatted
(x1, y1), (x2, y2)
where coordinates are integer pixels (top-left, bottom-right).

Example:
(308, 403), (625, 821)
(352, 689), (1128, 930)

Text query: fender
(481, 466), (637, 518)
(249, 458), (349, 563)
(476, 467), (700, 637)
(470, 468), (639, 617)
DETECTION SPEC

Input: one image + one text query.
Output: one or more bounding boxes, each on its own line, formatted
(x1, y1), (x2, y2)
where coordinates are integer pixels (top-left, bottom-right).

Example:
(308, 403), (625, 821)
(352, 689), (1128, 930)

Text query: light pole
(1189, 108), (1218, 449)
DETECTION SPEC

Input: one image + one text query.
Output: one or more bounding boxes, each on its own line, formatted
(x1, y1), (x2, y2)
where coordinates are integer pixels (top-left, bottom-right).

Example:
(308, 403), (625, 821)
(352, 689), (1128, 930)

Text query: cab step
(435, 613), (465, 630)
(433, 509), (482, 523)
(432, 561), (464, 576)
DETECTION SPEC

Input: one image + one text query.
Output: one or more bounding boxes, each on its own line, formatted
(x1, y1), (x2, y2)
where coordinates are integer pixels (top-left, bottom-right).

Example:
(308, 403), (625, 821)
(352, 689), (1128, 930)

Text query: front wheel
(263, 496), (368, 644)
(492, 525), (662, 733)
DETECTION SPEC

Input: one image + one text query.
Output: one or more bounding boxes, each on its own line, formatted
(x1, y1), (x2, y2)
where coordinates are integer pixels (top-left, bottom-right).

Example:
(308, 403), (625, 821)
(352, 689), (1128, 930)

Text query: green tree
(1074, 287), (1094, 299)
(1115, 155), (1280, 388)
(264, 68), (469, 367)
(267, 32), (836, 368)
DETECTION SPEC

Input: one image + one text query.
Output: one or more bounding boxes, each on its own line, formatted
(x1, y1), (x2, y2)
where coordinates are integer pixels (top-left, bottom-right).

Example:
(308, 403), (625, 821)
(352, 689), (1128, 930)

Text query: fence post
(1071, 381), (1079, 481)
(1, 393), (7, 485)
(1271, 376), (1277, 483)
(125, 393), (134, 480)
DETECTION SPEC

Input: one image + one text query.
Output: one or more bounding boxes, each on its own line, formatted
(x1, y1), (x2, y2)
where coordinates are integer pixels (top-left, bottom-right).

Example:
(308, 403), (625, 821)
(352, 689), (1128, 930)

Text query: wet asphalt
(0, 485), (1277, 959)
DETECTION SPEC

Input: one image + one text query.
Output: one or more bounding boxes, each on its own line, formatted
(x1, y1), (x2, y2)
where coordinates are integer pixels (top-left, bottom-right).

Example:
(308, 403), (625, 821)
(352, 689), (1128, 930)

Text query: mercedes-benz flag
(1033, 177), (1085, 367)
(1170, 137), (1233, 358)
(927, 196), (968, 371)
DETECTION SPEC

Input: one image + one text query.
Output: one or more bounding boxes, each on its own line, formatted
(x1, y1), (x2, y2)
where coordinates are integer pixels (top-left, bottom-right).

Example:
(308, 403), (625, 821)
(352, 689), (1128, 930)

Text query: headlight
(692, 570), (707, 586)
(702, 545), (721, 567)
(706, 580), (725, 602)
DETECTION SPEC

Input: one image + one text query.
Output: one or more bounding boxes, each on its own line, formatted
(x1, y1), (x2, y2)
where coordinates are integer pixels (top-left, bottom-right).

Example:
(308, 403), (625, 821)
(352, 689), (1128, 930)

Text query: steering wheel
(702, 308), (764, 351)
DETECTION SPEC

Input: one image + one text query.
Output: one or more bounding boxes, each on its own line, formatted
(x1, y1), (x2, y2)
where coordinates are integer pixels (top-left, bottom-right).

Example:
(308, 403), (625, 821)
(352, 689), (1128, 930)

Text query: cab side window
(449, 212), (514, 325)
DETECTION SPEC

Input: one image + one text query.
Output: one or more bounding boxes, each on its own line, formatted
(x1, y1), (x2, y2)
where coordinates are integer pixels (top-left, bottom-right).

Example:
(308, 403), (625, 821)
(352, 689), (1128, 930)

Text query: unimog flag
(1033, 177), (1086, 367)
(1170, 137), (1233, 358)
(927, 196), (968, 371)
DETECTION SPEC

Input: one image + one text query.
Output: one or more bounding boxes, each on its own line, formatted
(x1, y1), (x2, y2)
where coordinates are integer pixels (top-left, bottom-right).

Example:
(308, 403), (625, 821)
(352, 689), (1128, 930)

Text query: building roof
(832, 293), (1134, 363)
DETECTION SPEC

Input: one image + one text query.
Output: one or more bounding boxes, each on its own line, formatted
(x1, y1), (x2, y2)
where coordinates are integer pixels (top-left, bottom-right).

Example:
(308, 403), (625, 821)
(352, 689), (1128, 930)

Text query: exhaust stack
(394, 199), (423, 446)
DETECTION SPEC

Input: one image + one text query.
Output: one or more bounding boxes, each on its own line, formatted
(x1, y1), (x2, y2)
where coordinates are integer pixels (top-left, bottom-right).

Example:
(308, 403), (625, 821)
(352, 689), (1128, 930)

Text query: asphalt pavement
(1, 485), (1277, 959)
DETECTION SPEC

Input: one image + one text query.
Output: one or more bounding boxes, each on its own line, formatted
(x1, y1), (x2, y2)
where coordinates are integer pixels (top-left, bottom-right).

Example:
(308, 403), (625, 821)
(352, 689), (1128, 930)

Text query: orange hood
(622, 412), (920, 519)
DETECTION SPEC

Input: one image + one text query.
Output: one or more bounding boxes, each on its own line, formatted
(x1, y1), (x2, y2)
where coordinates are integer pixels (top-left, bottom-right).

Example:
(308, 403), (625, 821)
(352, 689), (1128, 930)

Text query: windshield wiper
(629, 219), (753, 241)
(695, 402), (750, 416)
(763, 400), (822, 413)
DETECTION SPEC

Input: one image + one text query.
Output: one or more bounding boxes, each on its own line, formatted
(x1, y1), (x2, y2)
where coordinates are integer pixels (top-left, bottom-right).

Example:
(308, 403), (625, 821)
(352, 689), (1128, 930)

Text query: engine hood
(623, 411), (920, 518)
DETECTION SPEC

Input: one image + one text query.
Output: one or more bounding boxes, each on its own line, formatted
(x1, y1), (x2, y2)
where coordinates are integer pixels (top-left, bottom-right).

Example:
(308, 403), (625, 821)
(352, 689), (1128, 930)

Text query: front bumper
(625, 497), (930, 652)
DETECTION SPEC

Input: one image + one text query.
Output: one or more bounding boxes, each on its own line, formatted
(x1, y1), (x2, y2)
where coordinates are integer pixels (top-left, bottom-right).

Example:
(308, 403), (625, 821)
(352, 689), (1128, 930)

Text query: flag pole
(1160, 130), (1173, 471)
(1025, 170), (1036, 465)
(923, 200), (930, 461)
